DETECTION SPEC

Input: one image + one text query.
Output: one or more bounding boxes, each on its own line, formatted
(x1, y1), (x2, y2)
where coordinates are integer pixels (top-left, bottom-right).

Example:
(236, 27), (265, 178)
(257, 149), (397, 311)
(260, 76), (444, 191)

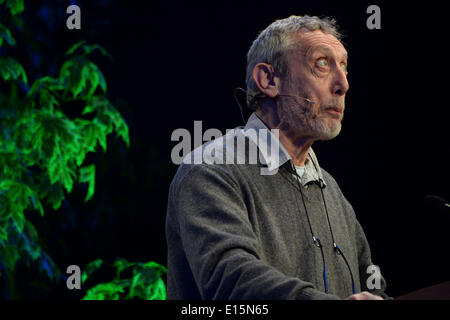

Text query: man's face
(278, 29), (349, 141)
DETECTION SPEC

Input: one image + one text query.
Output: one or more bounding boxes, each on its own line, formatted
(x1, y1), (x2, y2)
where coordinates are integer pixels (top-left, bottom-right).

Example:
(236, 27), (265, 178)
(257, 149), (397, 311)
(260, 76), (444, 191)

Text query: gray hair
(245, 15), (343, 110)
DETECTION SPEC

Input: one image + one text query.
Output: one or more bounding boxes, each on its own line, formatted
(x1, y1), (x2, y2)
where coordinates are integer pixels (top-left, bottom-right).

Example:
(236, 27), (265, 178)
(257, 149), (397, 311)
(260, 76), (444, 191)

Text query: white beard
(281, 100), (344, 141)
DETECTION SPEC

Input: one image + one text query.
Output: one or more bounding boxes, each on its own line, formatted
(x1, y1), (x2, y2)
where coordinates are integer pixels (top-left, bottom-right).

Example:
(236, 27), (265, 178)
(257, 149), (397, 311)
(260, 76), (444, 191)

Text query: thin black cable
(312, 159), (356, 295)
(290, 161), (328, 293)
(290, 161), (316, 242)
(318, 187), (356, 294)
(334, 244), (356, 295)
(319, 187), (337, 245)
(233, 87), (248, 125)
(292, 157), (356, 295)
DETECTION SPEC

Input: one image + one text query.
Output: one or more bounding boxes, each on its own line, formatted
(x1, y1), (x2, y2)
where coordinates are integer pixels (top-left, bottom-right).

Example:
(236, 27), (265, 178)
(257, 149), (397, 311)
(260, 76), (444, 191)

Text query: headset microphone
(278, 94), (315, 104)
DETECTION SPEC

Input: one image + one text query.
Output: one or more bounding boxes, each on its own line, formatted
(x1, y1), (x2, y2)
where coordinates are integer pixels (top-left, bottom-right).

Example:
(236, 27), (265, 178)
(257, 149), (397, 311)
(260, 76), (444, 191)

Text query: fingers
(346, 291), (384, 300)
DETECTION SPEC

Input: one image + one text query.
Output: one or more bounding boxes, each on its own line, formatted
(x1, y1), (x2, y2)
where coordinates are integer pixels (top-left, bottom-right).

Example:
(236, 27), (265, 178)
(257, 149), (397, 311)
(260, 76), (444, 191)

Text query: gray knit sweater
(165, 114), (389, 300)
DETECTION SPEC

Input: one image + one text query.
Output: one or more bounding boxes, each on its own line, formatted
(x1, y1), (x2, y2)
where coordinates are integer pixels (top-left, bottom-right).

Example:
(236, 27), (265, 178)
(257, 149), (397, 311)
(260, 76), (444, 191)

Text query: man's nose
(332, 67), (349, 96)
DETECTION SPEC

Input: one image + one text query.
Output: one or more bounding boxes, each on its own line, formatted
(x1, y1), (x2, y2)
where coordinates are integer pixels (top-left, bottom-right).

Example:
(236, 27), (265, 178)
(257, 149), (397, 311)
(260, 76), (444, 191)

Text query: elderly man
(166, 15), (389, 300)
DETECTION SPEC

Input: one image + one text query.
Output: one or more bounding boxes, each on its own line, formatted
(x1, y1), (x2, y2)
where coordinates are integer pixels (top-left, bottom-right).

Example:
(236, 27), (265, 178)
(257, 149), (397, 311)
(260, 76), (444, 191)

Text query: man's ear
(252, 63), (280, 99)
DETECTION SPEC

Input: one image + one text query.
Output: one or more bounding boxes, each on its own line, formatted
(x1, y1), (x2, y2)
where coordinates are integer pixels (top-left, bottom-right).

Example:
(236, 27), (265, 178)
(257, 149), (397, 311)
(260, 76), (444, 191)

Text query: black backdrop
(22, 0), (449, 298)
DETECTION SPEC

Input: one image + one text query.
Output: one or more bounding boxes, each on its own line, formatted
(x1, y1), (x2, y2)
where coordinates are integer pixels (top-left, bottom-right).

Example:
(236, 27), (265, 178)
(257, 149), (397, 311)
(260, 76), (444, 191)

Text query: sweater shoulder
(169, 161), (241, 198)
(170, 127), (257, 190)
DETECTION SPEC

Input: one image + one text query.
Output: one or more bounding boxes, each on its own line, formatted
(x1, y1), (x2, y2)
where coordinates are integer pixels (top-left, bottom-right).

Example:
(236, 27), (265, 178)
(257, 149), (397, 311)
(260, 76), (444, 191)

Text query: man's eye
(316, 58), (328, 68)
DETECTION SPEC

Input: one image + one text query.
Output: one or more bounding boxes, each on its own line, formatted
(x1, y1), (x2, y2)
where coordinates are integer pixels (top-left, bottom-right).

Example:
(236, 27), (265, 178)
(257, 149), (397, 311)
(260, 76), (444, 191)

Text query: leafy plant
(0, 0), (24, 16)
(81, 258), (167, 300)
(0, 1), (165, 300)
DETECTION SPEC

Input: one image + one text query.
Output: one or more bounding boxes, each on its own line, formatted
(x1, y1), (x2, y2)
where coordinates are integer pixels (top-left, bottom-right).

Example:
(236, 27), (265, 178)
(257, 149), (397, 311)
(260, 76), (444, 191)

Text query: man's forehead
(289, 29), (348, 58)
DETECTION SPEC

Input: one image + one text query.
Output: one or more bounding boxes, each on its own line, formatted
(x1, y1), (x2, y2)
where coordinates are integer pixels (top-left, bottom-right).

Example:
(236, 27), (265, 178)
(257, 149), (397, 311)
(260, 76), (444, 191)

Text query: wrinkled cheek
(310, 106), (321, 120)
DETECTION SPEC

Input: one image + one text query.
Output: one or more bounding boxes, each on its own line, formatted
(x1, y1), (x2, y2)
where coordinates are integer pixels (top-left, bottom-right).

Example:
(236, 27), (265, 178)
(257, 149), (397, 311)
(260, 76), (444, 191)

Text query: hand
(346, 291), (383, 300)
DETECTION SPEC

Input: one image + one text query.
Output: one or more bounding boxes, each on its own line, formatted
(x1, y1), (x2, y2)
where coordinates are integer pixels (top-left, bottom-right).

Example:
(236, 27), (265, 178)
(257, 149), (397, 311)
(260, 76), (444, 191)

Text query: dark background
(17, 0), (449, 298)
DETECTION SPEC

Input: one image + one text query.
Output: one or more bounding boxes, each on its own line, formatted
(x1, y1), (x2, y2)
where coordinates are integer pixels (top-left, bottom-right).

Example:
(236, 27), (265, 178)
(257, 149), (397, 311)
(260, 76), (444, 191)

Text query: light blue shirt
(295, 165), (306, 181)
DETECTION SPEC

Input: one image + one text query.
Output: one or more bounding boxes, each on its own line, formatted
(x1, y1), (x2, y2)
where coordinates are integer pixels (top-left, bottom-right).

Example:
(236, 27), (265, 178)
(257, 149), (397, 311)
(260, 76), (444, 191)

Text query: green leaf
(30, 193), (44, 216)
(81, 118), (108, 152)
(0, 179), (35, 233)
(79, 164), (95, 202)
(146, 277), (167, 300)
(39, 89), (59, 111)
(2, 245), (20, 271)
(0, 209), (12, 243)
(59, 57), (86, 99)
(83, 96), (130, 148)
(82, 281), (127, 300)
(0, 23), (16, 47)
(0, 151), (20, 180)
(81, 259), (167, 300)
(0, 224), (8, 243)
(27, 108), (82, 192)
(48, 150), (76, 193)
(0, 56), (28, 84)
(0, 0), (24, 15)
(82, 44), (113, 61)
(143, 261), (168, 275)
(113, 258), (135, 279)
(93, 62), (107, 93)
(43, 182), (65, 210)
(65, 41), (87, 56)
(59, 56), (107, 99)
(28, 76), (64, 110)
(65, 41), (113, 61)
(128, 262), (167, 300)
(21, 220), (42, 261)
(81, 258), (103, 284)
(28, 76), (64, 95)
(114, 116), (129, 148)
(128, 272), (141, 298)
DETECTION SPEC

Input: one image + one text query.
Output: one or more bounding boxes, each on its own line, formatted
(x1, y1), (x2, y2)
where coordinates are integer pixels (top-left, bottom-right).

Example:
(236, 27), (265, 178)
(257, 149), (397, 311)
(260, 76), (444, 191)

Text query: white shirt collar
(242, 113), (327, 187)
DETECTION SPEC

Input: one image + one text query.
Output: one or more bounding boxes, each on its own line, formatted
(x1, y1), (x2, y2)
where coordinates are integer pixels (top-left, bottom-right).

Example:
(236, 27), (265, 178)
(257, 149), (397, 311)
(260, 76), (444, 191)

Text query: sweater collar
(242, 112), (327, 187)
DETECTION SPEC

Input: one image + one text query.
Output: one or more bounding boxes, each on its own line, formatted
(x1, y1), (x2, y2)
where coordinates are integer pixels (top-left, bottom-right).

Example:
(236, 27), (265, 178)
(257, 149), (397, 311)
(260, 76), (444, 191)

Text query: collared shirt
(241, 112), (327, 188)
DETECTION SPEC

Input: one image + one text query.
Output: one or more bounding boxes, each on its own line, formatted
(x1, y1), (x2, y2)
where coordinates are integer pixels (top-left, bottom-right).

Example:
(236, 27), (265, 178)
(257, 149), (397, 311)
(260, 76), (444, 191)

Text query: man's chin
(317, 123), (342, 141)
